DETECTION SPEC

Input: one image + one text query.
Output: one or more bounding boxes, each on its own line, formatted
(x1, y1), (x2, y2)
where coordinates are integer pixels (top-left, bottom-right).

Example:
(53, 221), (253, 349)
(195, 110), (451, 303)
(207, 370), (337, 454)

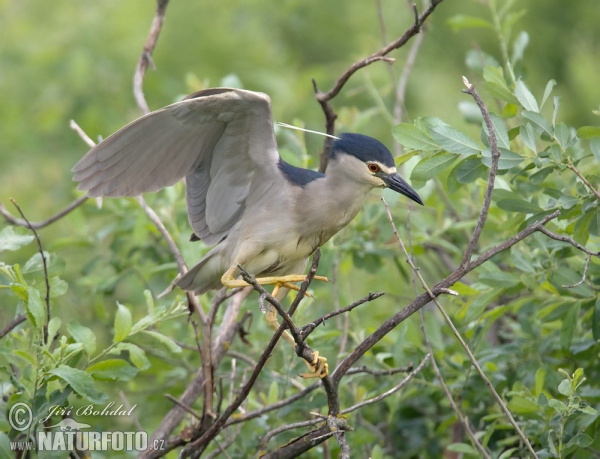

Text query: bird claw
(299, 351), (328, 379)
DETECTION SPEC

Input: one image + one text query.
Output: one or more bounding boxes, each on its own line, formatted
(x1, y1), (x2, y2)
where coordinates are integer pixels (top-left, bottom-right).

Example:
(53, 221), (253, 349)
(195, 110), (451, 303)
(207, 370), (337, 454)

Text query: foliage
(1, 0), (600, 458)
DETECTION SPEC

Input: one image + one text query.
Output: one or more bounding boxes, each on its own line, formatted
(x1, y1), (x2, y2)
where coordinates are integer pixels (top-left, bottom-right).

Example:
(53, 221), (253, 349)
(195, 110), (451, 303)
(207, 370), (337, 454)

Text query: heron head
(330, 133), (423, 205)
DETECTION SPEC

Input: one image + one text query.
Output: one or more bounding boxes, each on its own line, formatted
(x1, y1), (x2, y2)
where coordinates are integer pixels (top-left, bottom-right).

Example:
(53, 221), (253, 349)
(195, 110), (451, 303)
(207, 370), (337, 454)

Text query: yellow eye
(368, 163), (379, 173)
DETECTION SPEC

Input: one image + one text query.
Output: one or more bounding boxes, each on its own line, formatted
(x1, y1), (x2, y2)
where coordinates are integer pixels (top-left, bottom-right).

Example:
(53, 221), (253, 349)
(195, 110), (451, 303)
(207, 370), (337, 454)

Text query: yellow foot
(300, 351), (329, 379)
(221, 265), (330, 290)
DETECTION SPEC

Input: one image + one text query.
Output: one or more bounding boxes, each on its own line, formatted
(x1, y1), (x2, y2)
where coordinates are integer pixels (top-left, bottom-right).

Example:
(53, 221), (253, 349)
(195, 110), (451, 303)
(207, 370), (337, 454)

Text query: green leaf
(530, 167), (554, 185)
(548, 398), (568, 414)
(534, 368), (546, 396)
(429, 125), (481, 156)
(508, 395), (539, 414)
(523, 111), (554, 138)
(48, 365), (107, 403)
(0, 226), (34, 252)
(411, 153), (458, 182)
(451, 157), (488, 185)
(540, 79), (557, 109)
(465, 49), (499, 74)
(67, 321), (97, 355)
(464, 289), (501, 322)
(47, 317), (62, 342)
(592, 298), (600, 341)
(49, 276), (68, 298)
(557, 379), (571, 396)
(26, 286), (46, 330)
(503, 103), (518, 119)
(482, 113), (510, 150)
(552, 96), (560, 127)
(395, 150), (420, 166)
(483, 66), (518, 104)
(496, 198), (542, 214)
(479, 271), (521, 289)
(109, 343), (151, 370)
(520, 123), (537, 153)
(447, 15), (493, 32)
(577, 126), (600, 139)
(481, 148), (524, 170)
(447, 443), (478, 455)
(590, 138), (600, 162)
(114, 302), (132, 343)
(511, 31), (529, 64)
(392, 123), (439, 151)
(140, 330), (182, 354)
(555, 123), (570, 149)
(0, 432), (13, 458)
(560, 302), (581, 350)
(565, 433), (593, 449)
(515, 79), (539, 112)
(87, 359), (138, 381)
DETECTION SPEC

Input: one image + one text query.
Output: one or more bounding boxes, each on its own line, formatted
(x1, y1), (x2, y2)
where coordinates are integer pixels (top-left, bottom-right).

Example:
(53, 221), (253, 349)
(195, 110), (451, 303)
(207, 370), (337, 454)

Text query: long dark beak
(384, 173), (424, 205)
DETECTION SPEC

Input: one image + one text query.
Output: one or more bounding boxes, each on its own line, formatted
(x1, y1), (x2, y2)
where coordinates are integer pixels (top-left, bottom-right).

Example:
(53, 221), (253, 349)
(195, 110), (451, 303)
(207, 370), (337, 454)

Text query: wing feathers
(73, 88), (280, 244)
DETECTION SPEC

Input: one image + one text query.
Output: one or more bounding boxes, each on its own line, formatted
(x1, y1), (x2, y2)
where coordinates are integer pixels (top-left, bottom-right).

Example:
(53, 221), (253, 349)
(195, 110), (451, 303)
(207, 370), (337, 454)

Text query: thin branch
(0, 196), (88, 230)
(340, 354), (429, 415)
(567, 163), (600, 201)
(10, 199), (51, 343)
(223, 382), (321, 428)
(345, 364), (413, 377)
(0, 314), (27, 339)
(226, 350), (306, 391)
(331, 210), (561, 387)
(327, 415), (352, 459)
(382, 198), (538, 458)
(143, 288), (252, 459)
(301, 291), (385, 340)
(538, 227), (600, 257)
(460, 78), (500, 269)
(313, 0), (445, 171)
(70, 119), (96, 148)
(422, 312), (491, 458)
(562, 253), (592, 288)
(179, 318), (288, 456)
(135, 196), (207, 325)
(258, 418), (326, 453)
(133, 0), (170, 115)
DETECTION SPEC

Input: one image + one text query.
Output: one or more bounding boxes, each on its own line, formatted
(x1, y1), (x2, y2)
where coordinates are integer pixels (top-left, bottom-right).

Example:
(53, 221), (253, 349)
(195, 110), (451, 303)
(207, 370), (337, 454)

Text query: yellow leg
(265, 283), (328, 379)
(221, 265), (329, 290)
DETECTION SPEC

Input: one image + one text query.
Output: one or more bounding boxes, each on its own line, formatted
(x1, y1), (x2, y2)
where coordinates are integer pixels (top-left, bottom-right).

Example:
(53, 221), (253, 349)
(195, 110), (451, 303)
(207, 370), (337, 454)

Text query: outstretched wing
(72, 88), (280, 245)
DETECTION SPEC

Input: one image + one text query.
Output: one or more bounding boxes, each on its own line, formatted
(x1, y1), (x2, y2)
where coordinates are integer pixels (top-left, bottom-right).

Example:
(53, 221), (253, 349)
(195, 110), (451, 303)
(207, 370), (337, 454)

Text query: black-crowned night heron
(72, 88), (423, 378)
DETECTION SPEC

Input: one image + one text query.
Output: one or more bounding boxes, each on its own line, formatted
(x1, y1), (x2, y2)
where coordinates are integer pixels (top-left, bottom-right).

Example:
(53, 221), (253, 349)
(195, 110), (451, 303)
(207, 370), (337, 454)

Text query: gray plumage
(73, 88), (422, 295)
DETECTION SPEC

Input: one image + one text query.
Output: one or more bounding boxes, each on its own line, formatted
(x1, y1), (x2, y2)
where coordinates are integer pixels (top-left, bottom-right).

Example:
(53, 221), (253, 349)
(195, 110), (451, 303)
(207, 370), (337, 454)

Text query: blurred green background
(1, 0), (599, 457)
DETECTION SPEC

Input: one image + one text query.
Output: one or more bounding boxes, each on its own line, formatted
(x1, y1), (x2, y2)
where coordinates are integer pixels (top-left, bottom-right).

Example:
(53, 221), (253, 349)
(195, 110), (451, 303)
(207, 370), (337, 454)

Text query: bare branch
(10, 199), (51, 343)
(300, 291), (385, 339)
(345, 364), (413, 377)
(331, 209), (561, 384)
(143, 287), (251, 458)
(327, 415), (352, 459)
(258, 418), (326, 454)
(562, 253), (592, 288)
(314, 0), (445, 171)
(224, 382), (321, 428)
(383, 197), (538, 458)
(133, 0), (170, 115)
(0, 314), (27, 339)
(0, 196), (88, 230)
(164, 394), (202, 421)
(567, 162), (600, 201)
(136, 196), (207, 325)
(460, 80), (500, 269)
(226, 351), (306, 391)
(70, 119), (96, 148)
(538, 227), (600, 257)
(419, 310), (492, 459)
(341, 354), (429, 415)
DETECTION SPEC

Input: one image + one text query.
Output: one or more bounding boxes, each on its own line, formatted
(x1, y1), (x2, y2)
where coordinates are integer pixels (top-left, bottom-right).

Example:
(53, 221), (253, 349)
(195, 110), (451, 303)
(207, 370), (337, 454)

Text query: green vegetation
(1, 0), (599, 457)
